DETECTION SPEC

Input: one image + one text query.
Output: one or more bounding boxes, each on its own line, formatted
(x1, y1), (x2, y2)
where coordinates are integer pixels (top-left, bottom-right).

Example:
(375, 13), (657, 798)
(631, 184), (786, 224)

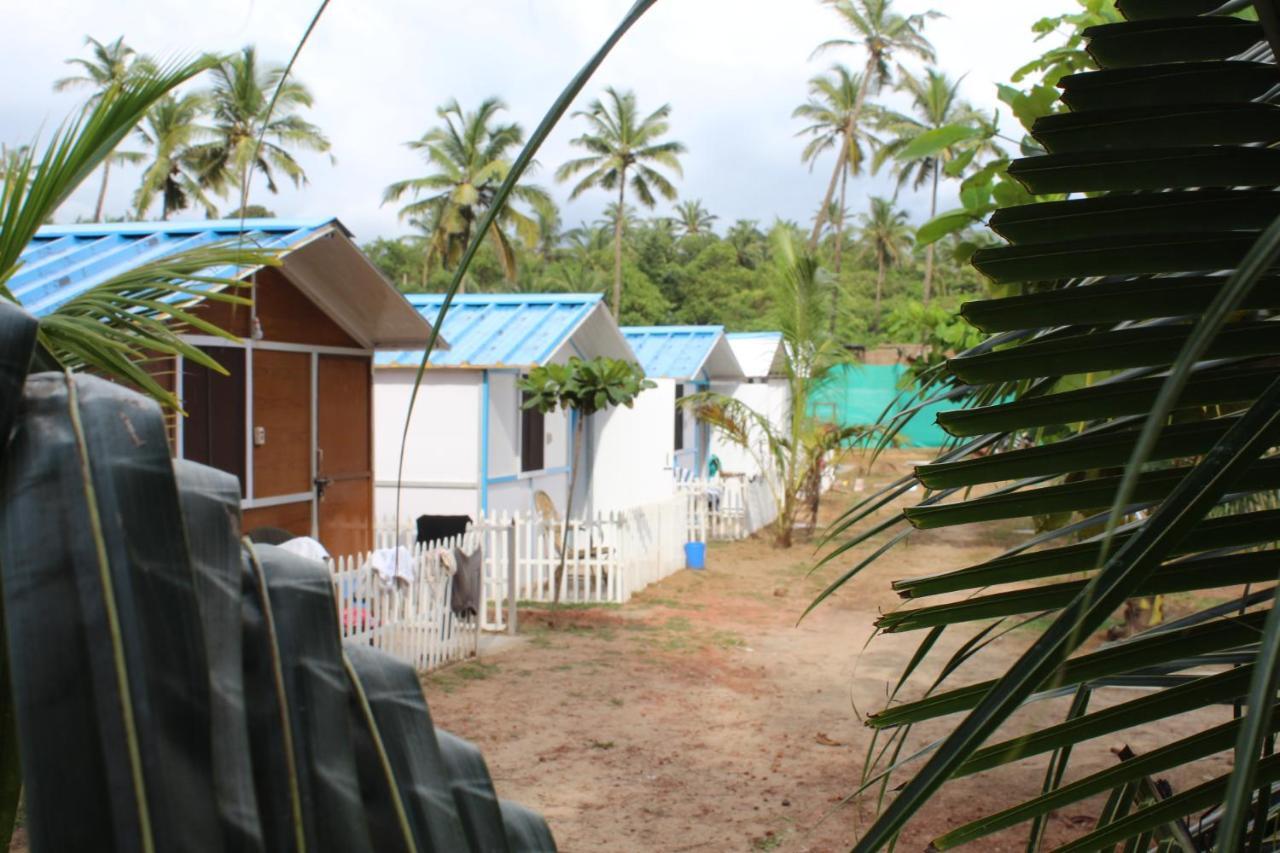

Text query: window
(182, 346), (247, 496)
(673, 383), (685, 451)
(520, 390), (545, 473)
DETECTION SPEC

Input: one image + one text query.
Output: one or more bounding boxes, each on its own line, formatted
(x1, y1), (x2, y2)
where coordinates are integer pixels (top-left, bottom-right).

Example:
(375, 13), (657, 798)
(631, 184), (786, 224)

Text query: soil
(424, 450), (1239, 852)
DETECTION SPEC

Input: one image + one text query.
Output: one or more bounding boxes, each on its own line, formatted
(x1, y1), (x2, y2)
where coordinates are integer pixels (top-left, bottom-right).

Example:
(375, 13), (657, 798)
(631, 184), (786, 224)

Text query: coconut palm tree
(383, 97), (553, 287)
(674, 199), (717, 237)
(193, 46), (331, 208)
(53, 35), (149, 222)
(556, 87), (686, 317)
(856, 196), (913, 316)
(132, 92), (218, 219)
(874, 68), (985, 301)
(808, 0), (937, 246)
(595, 200), (639, 239)
(795, 65), (879, 276)
(725, 219), (767, 269)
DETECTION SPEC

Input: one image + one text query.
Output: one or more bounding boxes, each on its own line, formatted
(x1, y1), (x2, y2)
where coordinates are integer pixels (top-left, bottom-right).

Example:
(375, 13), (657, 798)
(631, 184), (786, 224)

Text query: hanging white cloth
(364, 546), (416, 586)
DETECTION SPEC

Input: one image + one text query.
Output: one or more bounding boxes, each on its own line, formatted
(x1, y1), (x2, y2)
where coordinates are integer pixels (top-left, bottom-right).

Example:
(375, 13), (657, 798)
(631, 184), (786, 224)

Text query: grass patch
(588, 739), (616, 750)
(424, 660), (499, 693)
(664, 616), (693, 632)
(608, 697), (624, 707)
(712, 630), (746, 649)
(518, 600), (622, 611)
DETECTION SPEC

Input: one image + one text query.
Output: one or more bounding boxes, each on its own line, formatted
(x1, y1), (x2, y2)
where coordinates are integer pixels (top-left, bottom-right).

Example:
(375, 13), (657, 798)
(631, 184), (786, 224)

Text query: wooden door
(317, 355), (373, 555)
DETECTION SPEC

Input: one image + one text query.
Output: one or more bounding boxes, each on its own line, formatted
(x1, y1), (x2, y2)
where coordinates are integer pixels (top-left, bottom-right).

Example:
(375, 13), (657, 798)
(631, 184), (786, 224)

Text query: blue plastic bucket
(684, 541), (706, 570)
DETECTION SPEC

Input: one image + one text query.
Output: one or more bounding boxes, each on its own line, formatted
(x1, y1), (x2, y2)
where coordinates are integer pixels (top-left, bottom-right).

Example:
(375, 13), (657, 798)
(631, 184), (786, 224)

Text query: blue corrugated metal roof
(726, 332), (782, 341)
(18, 218), (337, 317)
(621, 325), (725, 380)
(376, 293), (603, 368)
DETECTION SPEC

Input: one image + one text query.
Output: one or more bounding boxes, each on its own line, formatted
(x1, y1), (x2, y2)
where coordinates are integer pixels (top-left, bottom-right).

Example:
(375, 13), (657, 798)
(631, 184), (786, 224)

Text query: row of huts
(20, 217), (790, 556)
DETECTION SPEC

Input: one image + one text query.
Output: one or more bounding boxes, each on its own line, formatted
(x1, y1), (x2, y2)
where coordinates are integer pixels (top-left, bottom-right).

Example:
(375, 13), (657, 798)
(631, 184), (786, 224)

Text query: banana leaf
(0, 372), (221, 851)
(343, 643), (471, 853)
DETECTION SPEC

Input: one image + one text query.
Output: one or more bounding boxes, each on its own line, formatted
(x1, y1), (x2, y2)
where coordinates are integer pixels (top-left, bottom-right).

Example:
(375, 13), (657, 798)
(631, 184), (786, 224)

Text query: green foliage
(518, 356), (654, 418)
(556, 86), (686, 317)
(817, 4), (1280, 849)
(190, 45), (332, 202)
(382, 97), (553, 284)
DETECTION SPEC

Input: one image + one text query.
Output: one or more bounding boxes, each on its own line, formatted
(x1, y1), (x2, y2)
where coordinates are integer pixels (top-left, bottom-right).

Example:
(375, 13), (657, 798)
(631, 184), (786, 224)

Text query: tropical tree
(133, 92), (218, 219)
(725, 219), (767, 269)
(596, 200), (639, 239)
(383, 97), (552, 287)
(874, 67), (985, 301)
(193, 46), (331, 208)
(556, 87), (686, 318)
(519, 357), (654, 603)
(808, 0), (937, 245)
(53, 35), (149, 222)
(856, 196), (913, 316)
(795, 64), (878, 276)
(675, 199), (717, 237)
(689, 228), (872, 547)
(818, 3), (1280, 849)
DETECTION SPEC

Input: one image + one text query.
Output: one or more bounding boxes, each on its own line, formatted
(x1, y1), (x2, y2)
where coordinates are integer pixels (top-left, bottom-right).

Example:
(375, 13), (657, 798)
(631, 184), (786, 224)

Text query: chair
(533, 491), (612, 592)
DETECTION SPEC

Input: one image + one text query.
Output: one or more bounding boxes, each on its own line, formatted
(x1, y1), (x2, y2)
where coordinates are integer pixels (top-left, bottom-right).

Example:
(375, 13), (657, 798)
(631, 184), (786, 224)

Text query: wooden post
(507, 518), (518, 636)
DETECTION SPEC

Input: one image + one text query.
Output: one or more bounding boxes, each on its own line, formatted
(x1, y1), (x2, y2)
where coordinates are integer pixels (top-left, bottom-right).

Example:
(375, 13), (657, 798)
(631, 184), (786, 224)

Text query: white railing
(680, 476), (779, 542)
(330, 545), (478, 672)
(350, 477), (781, 669)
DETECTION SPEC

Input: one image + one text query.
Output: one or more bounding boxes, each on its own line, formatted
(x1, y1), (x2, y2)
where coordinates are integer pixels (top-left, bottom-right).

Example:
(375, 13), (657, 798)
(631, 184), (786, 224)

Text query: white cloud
(4, 0), (1068, 241)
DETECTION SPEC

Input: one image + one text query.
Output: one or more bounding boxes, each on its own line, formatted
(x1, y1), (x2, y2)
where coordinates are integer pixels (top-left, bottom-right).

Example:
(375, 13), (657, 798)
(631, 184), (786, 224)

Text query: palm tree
(795, 65), (878, 277)
(595, 201), (639, 238)
(725, 219), (767, 269)
(54, 35), (149, 222)
(808, 0), (937, 246)
(556, 87), (686, 317)
(133, 93), (218, 220)
(194, 46), (331, 209)
(383, 97), (552, 287)
(874, 68), (984, 301)
(675, 199), (717, 237)
(856, 196), (913, 316)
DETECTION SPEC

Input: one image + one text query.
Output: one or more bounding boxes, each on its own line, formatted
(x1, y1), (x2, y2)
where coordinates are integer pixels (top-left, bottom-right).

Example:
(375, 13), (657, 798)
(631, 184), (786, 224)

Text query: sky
(6, 0), (1069, 244)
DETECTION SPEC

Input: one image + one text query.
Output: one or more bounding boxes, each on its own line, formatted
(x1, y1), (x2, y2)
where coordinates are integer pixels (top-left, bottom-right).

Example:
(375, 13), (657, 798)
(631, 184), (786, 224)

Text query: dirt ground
(424, 450), (1237, 852)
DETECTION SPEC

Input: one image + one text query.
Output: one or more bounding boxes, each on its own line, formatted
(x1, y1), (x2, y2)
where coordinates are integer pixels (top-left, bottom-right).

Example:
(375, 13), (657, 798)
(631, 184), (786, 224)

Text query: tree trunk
(553, 413), (587, 605)
(923, 159), (940, 303)
(612, 176), (626, 319)
(829, 163), (849, 335)
(809, 54), (875, 248)
(93, 158), (111, 223)
(809, 136), (848, 251)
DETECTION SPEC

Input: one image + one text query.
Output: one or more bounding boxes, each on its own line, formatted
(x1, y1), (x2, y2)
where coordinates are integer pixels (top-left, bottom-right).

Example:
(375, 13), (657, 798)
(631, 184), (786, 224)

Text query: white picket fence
(333, 477), (778, 671)
(330, 545), (478, 672)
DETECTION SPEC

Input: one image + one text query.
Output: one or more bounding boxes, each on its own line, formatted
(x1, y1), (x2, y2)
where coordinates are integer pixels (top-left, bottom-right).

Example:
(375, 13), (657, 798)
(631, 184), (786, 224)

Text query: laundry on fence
(416, 514), (472, 545)
(363, 545), (415, 586)
(450, 546), (483, 619)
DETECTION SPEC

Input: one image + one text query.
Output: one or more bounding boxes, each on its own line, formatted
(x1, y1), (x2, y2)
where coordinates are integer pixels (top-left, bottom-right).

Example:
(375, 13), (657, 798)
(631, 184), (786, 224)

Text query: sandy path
(424, 454), (1235, 851)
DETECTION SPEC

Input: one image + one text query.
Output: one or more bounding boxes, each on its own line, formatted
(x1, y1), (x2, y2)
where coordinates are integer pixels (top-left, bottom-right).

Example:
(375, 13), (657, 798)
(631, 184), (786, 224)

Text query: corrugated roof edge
(726, 331), (782, 340)
(404, 292), (605, 306)
(34, 217), (341, 238)
(619, 324), (725, 335)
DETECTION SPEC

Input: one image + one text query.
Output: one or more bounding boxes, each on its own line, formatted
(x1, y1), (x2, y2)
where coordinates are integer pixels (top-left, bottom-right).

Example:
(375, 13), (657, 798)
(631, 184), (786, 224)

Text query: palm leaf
(815, 6), (1280, 848)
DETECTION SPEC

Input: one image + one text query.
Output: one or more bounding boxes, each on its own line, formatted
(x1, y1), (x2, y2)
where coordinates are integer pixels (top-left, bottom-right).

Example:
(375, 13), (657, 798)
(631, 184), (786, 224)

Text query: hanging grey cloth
(450, 546), (483, 619)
